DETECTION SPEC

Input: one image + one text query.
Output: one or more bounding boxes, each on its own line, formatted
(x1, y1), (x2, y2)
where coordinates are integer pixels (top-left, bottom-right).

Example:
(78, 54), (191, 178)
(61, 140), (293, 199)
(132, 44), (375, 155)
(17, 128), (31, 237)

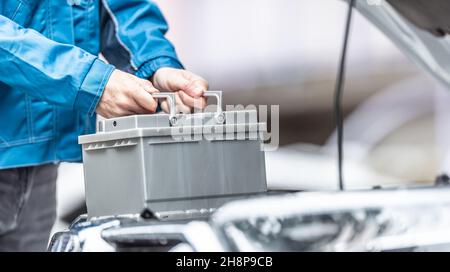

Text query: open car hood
(353, 0), (450, 89)
(387, 0), (450, 37)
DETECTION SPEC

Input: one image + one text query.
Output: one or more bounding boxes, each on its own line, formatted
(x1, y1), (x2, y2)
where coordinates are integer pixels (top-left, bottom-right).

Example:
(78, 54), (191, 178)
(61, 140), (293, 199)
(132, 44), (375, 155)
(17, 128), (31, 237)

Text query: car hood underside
(387, 0), (450, 37)
(353, 0), (450, 90)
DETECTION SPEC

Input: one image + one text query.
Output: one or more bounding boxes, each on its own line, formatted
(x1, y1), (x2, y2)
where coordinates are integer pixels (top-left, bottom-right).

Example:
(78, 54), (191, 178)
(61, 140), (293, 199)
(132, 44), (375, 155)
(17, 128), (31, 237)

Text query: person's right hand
(96, 69), (159, 118)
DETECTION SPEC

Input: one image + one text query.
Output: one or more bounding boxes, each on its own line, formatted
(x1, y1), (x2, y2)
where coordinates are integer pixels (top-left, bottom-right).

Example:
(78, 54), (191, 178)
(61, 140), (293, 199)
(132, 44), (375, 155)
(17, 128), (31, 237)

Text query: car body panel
(353, 0), (450, 90)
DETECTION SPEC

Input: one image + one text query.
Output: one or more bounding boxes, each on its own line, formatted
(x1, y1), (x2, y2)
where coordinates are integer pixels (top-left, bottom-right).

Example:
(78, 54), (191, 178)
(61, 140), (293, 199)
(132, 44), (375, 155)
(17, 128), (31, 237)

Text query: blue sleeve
(101, 0), (183, 79)
(0, 15), (115, 116)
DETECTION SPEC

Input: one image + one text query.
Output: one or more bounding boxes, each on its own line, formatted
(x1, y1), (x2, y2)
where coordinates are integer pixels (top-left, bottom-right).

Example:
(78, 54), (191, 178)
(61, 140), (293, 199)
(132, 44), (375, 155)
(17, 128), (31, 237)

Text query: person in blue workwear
(0, 0), (208, 251)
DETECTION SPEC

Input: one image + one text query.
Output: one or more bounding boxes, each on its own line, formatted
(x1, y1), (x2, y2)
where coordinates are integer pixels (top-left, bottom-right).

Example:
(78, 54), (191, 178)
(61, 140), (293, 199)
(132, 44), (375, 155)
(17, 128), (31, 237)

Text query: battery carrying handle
(154, 91), (225, 125)
(152, 93), (177, 126)
(203, 91), (225, 124)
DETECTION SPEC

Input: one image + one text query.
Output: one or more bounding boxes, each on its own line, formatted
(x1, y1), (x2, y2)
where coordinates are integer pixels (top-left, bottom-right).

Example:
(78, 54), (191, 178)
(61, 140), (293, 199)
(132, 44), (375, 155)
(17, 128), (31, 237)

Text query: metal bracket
(152, 93), (177, 126)
(203, 91), (225, 124)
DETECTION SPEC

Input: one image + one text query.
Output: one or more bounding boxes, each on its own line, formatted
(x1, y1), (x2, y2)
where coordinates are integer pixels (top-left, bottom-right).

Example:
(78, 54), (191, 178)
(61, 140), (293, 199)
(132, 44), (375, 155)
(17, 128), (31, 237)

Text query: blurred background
(53, 0), (450, 231)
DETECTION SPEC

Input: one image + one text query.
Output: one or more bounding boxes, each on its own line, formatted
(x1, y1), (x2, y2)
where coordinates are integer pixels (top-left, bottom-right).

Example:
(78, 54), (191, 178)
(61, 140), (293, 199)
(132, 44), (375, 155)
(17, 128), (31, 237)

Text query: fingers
(160, 100), (170, 114)
(159, 91), (194, 114)
(131, 88), (158, 114)
(137, 78), (159, 94)
(179, 72), (209, 98)
(170, 73), (201, 97)
(160, 91), (206, 114)
(178, 91), (207, 109)
(150, 68), (209, 113)
(175, 92), (191, 113)
(153, 68), (208, 97)
(122, 77), (158, 114)
(96, 70), (160, 118)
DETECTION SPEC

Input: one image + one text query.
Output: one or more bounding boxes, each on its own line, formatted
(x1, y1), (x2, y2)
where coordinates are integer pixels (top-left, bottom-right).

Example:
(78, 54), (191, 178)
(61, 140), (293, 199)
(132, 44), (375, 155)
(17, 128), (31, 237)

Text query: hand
(96, 69), (159, 118)
(151, 68), (209, 113)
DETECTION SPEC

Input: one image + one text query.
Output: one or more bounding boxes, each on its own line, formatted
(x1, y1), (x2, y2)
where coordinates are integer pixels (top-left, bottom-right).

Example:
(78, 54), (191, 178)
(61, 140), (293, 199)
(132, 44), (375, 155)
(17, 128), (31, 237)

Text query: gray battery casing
(79, 109), (267, 218)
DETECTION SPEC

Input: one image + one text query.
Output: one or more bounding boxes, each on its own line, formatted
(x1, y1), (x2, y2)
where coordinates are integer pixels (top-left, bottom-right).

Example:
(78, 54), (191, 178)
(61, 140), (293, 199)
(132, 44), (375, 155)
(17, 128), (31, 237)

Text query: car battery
(79, 91), (267, 218)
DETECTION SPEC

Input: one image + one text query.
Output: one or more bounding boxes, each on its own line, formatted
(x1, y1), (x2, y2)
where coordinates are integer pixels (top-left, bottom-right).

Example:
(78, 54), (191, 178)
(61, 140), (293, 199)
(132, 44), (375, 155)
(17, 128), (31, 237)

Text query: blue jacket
(0, 0), (182, 169)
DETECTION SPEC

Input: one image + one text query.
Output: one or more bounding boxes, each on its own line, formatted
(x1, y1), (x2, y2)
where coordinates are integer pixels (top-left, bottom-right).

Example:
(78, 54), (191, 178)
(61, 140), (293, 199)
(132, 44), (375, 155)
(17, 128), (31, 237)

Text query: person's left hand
(151, 67), (209, 113)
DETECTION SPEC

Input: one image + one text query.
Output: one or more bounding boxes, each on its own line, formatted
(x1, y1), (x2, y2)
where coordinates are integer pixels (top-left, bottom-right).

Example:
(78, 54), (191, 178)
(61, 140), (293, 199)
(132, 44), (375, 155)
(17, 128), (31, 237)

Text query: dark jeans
(0, 164), (58, 252)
